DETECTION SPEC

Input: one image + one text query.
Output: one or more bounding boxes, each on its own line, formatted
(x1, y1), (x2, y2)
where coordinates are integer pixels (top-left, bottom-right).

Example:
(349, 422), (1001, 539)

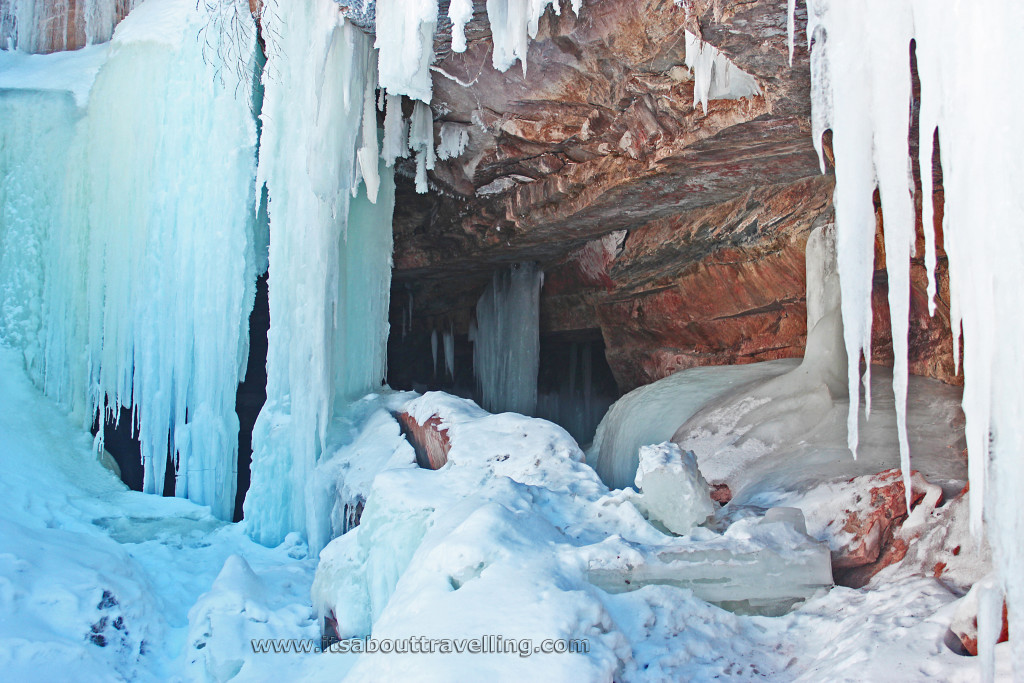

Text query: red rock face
(396, 412), (451, 470)
(391, 0), (958, 395)
(825, 469), (938, 588)
(394, 0), (821, 318)
(709, 484), (732, 505)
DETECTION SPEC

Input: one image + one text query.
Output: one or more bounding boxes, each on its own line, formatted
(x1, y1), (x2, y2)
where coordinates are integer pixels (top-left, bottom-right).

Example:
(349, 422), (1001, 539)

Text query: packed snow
(0, 43), (108, 105)
(1, 345), (1009, 680)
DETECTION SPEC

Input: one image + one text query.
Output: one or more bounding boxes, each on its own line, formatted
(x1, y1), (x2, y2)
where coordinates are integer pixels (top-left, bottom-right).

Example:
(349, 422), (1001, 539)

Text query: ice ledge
(0, 44), (109, 107)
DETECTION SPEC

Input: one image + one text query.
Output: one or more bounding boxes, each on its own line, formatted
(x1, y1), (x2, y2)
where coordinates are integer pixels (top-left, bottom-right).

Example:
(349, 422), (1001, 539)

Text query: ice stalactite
(408, 99), (436, 193)
(481, 0), (582, 74)
(436, 122), (469, 160)
(447, 0), (473, 53)
(244, 0), (395, 547)
(374, 0), (437, 102)
(380, 93), (409, 166)
(684, 29), (761, 115)
(443, 326), (455, 379)
(472, 263), (542, 416)
(431, 328), (439, 376)
(0, 0), (260, 521)
(802, 0), (1024, 671)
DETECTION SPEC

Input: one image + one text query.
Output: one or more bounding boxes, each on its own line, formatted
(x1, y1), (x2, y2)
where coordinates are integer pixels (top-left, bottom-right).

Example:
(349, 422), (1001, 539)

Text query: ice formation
(633, 443), (714, 535)
(442, 326), (455, 379)
(374, 0), (437, 102)
(244, 0), (396, 547)
(672, 224), (849, 478)
(684, 29), (761, 114)
(436, 121), (469, 160)
(471, 262), (542, 415)
(480, 0), (581, 73)
(589, 360), (798, 490)
(802, 0), (1024, 667)
(0, 0), (260, 520)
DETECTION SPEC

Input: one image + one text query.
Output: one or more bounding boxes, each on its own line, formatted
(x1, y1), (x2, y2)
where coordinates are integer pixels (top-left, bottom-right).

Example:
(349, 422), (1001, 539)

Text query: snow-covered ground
(0, 344), (1011, 681)
(0, 346), (334, 681)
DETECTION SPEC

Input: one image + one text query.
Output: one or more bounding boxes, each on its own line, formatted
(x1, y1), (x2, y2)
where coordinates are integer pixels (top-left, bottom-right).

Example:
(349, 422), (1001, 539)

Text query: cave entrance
(385, 322), (476, 399)
(385, 304), (619, 449)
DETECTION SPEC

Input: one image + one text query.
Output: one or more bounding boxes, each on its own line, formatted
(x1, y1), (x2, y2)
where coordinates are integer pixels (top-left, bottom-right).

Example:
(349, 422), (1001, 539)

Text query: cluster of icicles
(792, 0), (1023, 672)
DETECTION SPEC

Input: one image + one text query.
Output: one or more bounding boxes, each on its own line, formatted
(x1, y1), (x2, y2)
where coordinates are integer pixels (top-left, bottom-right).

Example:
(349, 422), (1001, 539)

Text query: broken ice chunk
(588, 515), (834, 616)
(634, 442), (715, 534)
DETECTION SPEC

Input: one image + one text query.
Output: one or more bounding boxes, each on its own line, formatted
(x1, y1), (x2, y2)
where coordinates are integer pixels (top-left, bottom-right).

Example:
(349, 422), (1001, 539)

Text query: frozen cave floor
(0, 344), (1012, 681)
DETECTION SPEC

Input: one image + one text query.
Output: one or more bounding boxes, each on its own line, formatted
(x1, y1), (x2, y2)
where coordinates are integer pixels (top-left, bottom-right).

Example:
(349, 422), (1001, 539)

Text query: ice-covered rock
(633, 442), (714, 535)
(949, 576), (1010, 657)
(588, 359), (798, 491)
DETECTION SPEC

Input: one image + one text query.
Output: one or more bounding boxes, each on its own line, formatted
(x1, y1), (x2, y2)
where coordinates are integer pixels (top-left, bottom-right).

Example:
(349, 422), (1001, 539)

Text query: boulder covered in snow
(634, 442), (715, 534)
(949, 576), (1010, 656)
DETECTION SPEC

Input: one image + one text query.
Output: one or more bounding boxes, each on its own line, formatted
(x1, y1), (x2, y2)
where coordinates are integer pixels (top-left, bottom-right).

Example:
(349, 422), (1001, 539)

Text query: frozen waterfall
(243, 0), (396, 547)
(0, 0), (260, 520)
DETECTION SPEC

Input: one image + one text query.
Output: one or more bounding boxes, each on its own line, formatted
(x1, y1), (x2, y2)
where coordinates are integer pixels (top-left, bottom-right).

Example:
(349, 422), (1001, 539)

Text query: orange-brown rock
(396, 411), (451, 470)
(394, 0), (820, 307)
(955, 601), (1010, 657)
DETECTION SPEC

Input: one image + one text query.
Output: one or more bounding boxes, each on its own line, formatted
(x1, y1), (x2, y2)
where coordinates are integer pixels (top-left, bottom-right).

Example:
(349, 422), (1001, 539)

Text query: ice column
(244, 0), (395, 547)
(472, 262), (542, 415)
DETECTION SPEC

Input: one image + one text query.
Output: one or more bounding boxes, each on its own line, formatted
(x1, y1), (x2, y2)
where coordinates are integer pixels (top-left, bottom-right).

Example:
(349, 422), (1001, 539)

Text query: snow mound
(313, 391), (838, 678)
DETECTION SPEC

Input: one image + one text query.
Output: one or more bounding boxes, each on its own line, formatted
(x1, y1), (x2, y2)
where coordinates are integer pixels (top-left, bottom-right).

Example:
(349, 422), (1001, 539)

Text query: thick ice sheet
(0, 43), (109, 106)
(588, 359), (798, 490)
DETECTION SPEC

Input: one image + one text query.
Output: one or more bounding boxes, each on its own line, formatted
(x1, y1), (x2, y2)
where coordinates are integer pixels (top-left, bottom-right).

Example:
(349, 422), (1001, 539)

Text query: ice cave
(0, 0), (1021, 680)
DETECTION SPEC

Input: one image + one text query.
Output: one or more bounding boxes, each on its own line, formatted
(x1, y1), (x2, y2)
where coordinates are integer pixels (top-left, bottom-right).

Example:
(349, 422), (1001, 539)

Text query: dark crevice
(234, 272), (269, 522)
